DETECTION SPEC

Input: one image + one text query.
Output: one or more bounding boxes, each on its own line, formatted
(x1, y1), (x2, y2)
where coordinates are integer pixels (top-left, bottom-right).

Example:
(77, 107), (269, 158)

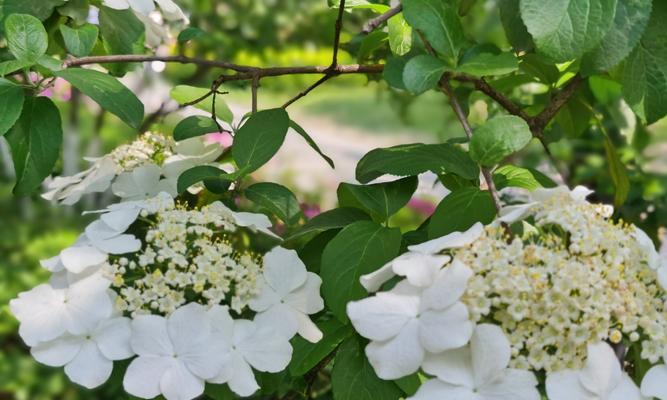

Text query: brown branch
(529, 74), (584, 135)
(330, 0), (347, 69)
(64, 55), (256, 72)
(449, 72), (530, 120)
(283, 74), (334, 108)
(362, 4), (403, 34)
(251, 74), (260, 113)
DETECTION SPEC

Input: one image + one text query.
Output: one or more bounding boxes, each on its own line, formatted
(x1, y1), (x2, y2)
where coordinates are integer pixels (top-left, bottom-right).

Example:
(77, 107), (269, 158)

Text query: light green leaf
(177, 27), (205, 42)
(493, 165), (557, 191)
(357, 31), (388, 62)
(387, 13), (412, 56)
(520, 0), (618, 62)
(356, 142), (479, 183)
(0, 59), (33, 76)
(5, 13), (47, 62)
(170, 85), (233, 124)
(603, 133), (630, 207)
(321, 221), (401, 322)
(232, 108), (289, 174)
(498, 0), (533, 51)
(337, 176), (418, 222)
(469, 115), (532, 167)
(285, 207), (371, 241)
(60, 24), (99, 57)
(402, 0), (464, 63)
(403, 54), (446, 95)
(245, 182), (303, 225)
(0, 78), (24, 135)
(289, 120), (335, 168)
(55, 68), (144, 129)
(428, 187), (496, 239)
(173, 116), (219, 141)
(36, 55), (63, 71)
(383, 56), (408, 90)
(457, 51), (519, 77)
(289, 319), (353, 376)
(98, 6), (144, 55)
(519, 53), (560, 84)
(6, 96), (62, 195)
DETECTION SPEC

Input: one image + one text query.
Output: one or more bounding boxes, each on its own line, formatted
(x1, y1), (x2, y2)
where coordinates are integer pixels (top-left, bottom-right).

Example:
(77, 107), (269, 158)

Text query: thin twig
(529, 74), (584, 134)
(362, 4), (403, 33)
(330, 0), (347, 69)
(251, 74), (260, 113)
(282, 75), (334, 108)
(449, 72), (530, 120)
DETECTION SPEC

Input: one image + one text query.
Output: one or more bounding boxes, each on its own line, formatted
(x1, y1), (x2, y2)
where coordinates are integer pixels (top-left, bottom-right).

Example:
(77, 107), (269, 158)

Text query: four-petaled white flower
(207, 306), (293, 397)
(10, 274), (114, 346)
(414, 324), (540, 400)
(249, 247), (324, 343)
(347, 259), (474, 379)
(546, 342), (643, 400)
(112, 164), (176, 200)
(42, 158), (116, 205)
(31, 317), (134, 389)
(123, 303), (226, 400)
(642, 359), (667, 399)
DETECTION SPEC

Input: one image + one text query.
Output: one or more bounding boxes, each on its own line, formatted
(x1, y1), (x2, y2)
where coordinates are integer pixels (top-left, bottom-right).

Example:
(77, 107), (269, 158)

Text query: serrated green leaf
(519, 53), (560, 84)
(232, 108), (289, 174)
(520, 0), (618, 62)
(285, 207), (371, 241)
(469, 115), (532, 167)
(1, 0), (64, 22)
(0, 78), (24, 135)
(428, 187), (496, 239)
(387, 13), (412, 56)
(402, 0), (464, 63)
(98, 6), (144, 55)
(337, 177), (418, 222)
(5, 13), (47, 62)
(55, 68), (144, 129)
(498, 0), (533, 51)
(289, 319), (353, 376)
(246, 182), (303, 225)
(493, 165), (557, 191)
(356, 143), (479, 184)
(170, 85), (233, 124)
(60, 24), (98, 57)
(6, 96), (62, 194)
(402, 54), (446, 95)
(321, 221), (401, 322)
(173, 116), (219, 141)
(289, 120), (335, 168)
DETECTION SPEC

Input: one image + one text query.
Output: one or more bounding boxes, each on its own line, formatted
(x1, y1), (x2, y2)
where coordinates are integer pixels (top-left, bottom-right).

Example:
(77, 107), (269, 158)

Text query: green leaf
(170, 85), (233, 124)
(0, 59), (33, 76)
(36, 55), (63, 71)
(177, 27), (205, 42)
(321, 221), (401, 322)
(520, 0), (618, 62)
(285, 207), (371, 241)
(387, 13), (412, 56)
(357, 31), (388, 61)
(57, 0), (90, 24)
(555, 91), (592, 137)
(245, 182), (303, 225)
(232, 108), (289, 174)
(402, 0), (464, 63)
(402, 54), (446, 95)
(498, 0), (533, 51)
(173, 116), (219, 141)
(55, 68), (144, 129)
(289, 319), (353, 376)
(60, 24), (98, 57)
(603, 133), (630, 207)
(622, 0), (667, 124)
(5, 96), (62, 195)
(357, 143), (479, 184)
(519, 53), (560, 84)
(337, 177), (418, 222)
(457, 51), (518, 77)
(1, 0), (64, 22)
(383, 56), (408, 90)
(98, 6), (144, 55)
(176, 165), (237, 194)
(4, 13), (47, 62)
(493, 165), (557, 191)
(428, 187), (496, 239)
(581, 0), (652, 74)
(289, 120), (335, 168)
(332, 337), (403, 400)
(0, 78), (24, 135)
(469, 115), (532, 167)
(394, 374), (421, 396)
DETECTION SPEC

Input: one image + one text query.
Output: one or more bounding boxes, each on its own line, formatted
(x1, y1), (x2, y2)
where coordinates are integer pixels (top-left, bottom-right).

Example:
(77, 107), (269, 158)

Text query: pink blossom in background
(301, 203), (321, 219)
(205, 132), (233, 147)
(407, 197), (436, 217)
(39, 78), (72, 101)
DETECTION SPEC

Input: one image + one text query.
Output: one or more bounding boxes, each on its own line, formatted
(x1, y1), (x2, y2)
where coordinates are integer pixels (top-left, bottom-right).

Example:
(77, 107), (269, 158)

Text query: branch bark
(362, 4), (403, 34)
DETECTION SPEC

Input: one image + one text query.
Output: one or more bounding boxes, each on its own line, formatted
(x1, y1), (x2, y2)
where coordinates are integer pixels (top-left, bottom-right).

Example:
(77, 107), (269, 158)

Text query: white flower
(546, 342), (643, 400)
(641, 364), (667, 399)
(499, 185), (594, 223)
(42, 158), (116, 205)
(103, 0), (187, 21)
(633, 226), (663, 270)
(123, 303), (226, 400)
(347, 259), (474, 379)
(207, 202), (281, 239)
(31, 317), (133, 389)
(360, 222), (483, 292)
(10, 274), (114, 346)
(208, 306), (293, 397)
(112, 164), (176, 200)
(415, 324), (540, 400)
(249, 247), (324, 343)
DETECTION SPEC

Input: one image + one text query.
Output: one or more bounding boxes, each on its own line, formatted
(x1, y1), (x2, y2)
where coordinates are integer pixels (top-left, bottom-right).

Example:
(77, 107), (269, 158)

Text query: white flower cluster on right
(347, 185), (667, 400)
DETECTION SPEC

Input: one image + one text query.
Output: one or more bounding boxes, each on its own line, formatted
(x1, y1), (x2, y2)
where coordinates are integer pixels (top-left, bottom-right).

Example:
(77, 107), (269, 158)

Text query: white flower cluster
(347, 185), (667, 400)
(43, 133), (222, 205)
(102, 0), (189, 46)
(11, 193), (324, 400)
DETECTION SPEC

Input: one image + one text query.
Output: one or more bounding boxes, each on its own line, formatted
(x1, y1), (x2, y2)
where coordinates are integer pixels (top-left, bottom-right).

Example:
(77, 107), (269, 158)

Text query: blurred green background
(2, 0), (667, 398)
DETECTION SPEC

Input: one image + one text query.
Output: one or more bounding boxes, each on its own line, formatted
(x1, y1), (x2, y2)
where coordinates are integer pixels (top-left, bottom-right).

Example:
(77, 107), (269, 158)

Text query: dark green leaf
(98, 6), (144, 55)
(298, 230), (339, 273)
(0, 59), (33, 76)
(603, 133), (630, 207)
(394, 374), (421, 396)
(519, 53), (560, 84)
(246, 182), (303, 225)
(321, 221), (401, 322)
(232, 108), (289, 174)
(176, 165), (238, 194)
(170, 85), (233, 124)
(469, 115), (532, 167)
(57, 0), (90, 24)
(177, 27), (205, 42)
(285, 207), (371, 241)
(402, 0), (464, 63)
(402, 54), (446, 95)
(428, 187), (496, 238)
(55, 68), (144, 129)
(0, 78), (24, 135)
(289, 319), (353, 376)
(289, 120), (335, 168)
(383, 56), (408, 90)
(337, 177), (418, 221)
(457, 51), (518, 77)
(6, 96), (62, 195)
(356, 143), (479, 184)
(498, 0), (533, 51)
(173, 116), (219, 141)
(387, 13), (412, 56)
(493, 165), (557, 191)
(4, 13), (47, 62)
(1, 0), (64, 21)
(555, 91), (592, 137)
(60, 24), (98, 57)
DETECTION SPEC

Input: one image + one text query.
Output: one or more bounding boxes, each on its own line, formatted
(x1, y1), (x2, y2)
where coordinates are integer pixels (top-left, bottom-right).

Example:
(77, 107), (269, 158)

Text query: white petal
(60, 246), (108, 273)
(346, 291), (419, 341)
(40, 255), (64, 272)
(124, 356), (174, 399)
(103, 0), (131, 9)
(408, 379), (478, 400)
(64, 275), (114, 335)
(283, 272), (324, 314)
(101, 207), (141, 232)
(546, 370), (595, 400)
(94, 317), (134, 360)
(471, 324), (511, 388)
(237, 320), (293, 373)
(641, 364), (667, 399)
(658, 267), (667, 291)
(248, 278), (282, 312)
(420, 259), (473, 311)
(208, 305), (234, 346)
(233, 211), (281, 239)
(262, 247), (307, 296)
(418, 302), (473, 353)
(478, 369), (540, 400)
(570, 185), (594, 201)
(530, 186), (569, 202)
(253, 303), (299, 339)
(131, 315), (174, 356)
(31, 335), (84, 367)
(64, 341), (113, 389)
(634, 226), (661, 270)
(155, 0), (187, 20)
(393, 253), (450, 287)
(579, 342), (622, 397)
(160, 362), (206, 400)
(91, 234), (142, 254)
(360, 262), (396, 292)
(421, 347), (474, 387)
(10, 284), (68, 345)
(365, 319), (424, 380)
(128, 0), (155, 14)
(85, 220), (122, 241)
(498, 203), (537, 224)
(167, 303), (211, 355)
(295, 312), (323, 343)
(609, 374), (643, 400)
(225, 352), (260, 397)
(408, 222), (483, 254)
